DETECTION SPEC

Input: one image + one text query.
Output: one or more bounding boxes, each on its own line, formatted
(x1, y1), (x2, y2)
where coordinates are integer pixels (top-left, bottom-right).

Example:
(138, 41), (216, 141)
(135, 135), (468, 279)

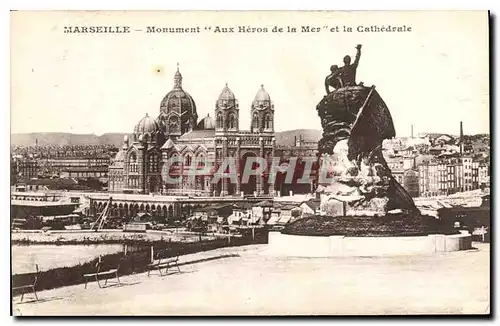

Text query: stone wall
(268, 231), (472, 257)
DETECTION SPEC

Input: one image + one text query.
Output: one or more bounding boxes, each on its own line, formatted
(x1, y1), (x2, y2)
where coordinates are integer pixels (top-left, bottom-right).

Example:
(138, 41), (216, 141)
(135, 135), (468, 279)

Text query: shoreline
(12, 234), (266, 292)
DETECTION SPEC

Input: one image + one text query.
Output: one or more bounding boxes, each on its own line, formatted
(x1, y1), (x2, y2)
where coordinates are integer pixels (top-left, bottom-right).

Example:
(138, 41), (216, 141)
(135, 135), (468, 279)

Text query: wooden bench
(83, 262), (121, 289)
(147, 255), (181, 277)
(13, 265), (39, 302)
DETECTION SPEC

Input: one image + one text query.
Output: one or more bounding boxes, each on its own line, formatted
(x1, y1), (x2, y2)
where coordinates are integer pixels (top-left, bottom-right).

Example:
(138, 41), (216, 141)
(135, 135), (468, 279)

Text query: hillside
(98, 133), (134, 146)
(10, 133), (101, 147)
(10, 129), (322, 148)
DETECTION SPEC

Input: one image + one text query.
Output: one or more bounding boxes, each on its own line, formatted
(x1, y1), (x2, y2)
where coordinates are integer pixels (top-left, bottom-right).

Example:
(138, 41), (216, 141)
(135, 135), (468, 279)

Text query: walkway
(13, 243), (490, 316)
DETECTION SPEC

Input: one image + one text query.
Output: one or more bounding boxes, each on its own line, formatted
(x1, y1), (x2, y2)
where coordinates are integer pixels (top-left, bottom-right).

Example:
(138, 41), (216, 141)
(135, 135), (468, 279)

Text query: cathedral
(108, 65), (276, 197)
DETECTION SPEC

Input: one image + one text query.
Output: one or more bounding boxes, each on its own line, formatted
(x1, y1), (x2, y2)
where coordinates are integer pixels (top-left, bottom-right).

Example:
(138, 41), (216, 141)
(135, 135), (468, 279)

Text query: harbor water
(11, 244), (126, 275)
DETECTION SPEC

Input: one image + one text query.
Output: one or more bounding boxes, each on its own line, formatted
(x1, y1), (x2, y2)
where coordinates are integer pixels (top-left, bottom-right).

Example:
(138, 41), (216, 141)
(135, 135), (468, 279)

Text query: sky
(10, 11), (489, 137)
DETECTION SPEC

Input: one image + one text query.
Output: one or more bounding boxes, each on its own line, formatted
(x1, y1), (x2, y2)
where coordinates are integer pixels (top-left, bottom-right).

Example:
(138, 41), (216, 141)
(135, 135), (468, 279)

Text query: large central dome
(159, 64), (198, 134)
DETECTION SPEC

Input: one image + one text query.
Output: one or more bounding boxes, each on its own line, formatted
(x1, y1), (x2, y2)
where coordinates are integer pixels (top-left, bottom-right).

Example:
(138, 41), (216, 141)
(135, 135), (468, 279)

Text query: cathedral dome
(252, 85), (272, 109)
(218, 83), (236, 101)
(196, 113), (216, 130)
(253, 84), (271, 102)
(159, 65), (197, 123)
(134, 113), (158, 135)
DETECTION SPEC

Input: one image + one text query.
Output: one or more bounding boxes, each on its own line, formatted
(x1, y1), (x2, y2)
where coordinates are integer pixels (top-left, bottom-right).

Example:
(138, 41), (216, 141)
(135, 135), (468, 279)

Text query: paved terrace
(13, 243), (490, 316)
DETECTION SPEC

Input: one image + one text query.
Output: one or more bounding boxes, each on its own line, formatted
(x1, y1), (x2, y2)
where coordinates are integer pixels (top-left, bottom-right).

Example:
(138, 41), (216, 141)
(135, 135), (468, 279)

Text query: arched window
(228, 113), (235, 129)
(149, 153), (158, 172)
(169, 116), (179, 133)
(129, 153), (138, 172)
(264, 114), (271, 129)
(184, 154), (192, 166)
(252, 113), (259, 129)
(197, 153), (205, 168)
(216, 112), (223, 129)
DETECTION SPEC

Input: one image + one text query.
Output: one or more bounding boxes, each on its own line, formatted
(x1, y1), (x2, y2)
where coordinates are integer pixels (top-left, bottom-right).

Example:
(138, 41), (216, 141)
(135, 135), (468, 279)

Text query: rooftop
(178, 130), (216, 141)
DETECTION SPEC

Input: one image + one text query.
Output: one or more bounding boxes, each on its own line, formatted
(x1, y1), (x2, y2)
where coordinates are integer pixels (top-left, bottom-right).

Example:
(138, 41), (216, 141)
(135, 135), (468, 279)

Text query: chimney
(411, 124), (414, 139)
(294, 136), (297, 146)
(460, 121), (464, 155)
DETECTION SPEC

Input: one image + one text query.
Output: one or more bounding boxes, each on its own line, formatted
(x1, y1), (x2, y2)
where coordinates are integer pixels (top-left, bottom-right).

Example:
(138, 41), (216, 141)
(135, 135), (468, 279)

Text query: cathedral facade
(108, 66), (276, 197)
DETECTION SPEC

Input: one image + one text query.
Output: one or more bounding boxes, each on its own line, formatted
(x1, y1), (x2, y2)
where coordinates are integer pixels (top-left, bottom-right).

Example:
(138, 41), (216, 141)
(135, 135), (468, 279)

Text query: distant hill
(11, 129), (322, 148)
(98, 133), (134, 146)
(10, 133), (101, 147)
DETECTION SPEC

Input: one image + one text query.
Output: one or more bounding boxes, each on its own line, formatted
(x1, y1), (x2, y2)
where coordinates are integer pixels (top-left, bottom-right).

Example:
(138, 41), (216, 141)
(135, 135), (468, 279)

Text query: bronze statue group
(317, 44), (418, 213)
(325, 44), (363, 94)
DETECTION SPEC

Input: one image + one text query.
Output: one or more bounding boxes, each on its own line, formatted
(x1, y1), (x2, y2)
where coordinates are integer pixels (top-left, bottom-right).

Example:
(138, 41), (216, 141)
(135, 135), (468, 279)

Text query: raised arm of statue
(353, 44), (362, 68)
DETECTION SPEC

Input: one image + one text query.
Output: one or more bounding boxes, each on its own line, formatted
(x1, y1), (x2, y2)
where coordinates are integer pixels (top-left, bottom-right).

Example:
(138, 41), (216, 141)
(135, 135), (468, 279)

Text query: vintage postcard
(10, 11), (490, 316)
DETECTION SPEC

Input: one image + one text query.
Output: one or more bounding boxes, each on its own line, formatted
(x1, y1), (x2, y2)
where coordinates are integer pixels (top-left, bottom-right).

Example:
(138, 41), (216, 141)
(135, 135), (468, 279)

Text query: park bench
(147, 255), (181, 277)
(83, 261), (121, 289)
(13, 264), (39, 302)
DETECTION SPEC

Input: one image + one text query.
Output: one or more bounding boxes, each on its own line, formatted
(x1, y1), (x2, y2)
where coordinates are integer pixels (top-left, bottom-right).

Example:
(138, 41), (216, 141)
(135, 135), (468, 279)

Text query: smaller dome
(196, 114), (215, 130)
(134, 113), (158, 135)
(254, 84), (271, 102)
(218, 83), (235, 101)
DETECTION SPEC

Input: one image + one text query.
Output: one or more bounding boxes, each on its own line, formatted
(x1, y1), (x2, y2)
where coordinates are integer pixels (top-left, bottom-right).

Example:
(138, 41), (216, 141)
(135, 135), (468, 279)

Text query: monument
(318, 45), (419, 217)
(269, 45), (472, 256)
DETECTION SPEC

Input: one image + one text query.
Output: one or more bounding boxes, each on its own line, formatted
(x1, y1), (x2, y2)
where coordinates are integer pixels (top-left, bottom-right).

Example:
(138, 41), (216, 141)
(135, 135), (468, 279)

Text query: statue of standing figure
(325, 44), (362, 94)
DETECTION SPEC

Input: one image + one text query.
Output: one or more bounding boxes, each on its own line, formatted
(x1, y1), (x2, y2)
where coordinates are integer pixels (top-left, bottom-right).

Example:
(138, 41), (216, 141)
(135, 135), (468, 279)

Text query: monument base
(281, 213), (453, 237)
(268, 231), (472, 257)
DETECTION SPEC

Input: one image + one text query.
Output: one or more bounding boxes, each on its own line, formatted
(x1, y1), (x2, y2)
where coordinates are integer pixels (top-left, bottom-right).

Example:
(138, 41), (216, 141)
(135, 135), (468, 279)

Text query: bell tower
(251, 85), (274, 133)
(215, 83), (239, 133)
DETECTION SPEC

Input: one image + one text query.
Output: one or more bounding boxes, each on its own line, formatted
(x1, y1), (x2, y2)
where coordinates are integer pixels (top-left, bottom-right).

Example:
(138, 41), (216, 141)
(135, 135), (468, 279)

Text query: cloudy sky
(11, 11), (489, 137)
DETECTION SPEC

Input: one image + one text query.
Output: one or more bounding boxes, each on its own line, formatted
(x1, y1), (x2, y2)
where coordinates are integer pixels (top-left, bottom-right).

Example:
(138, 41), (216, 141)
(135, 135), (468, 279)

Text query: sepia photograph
(9, 10), (490, 316)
